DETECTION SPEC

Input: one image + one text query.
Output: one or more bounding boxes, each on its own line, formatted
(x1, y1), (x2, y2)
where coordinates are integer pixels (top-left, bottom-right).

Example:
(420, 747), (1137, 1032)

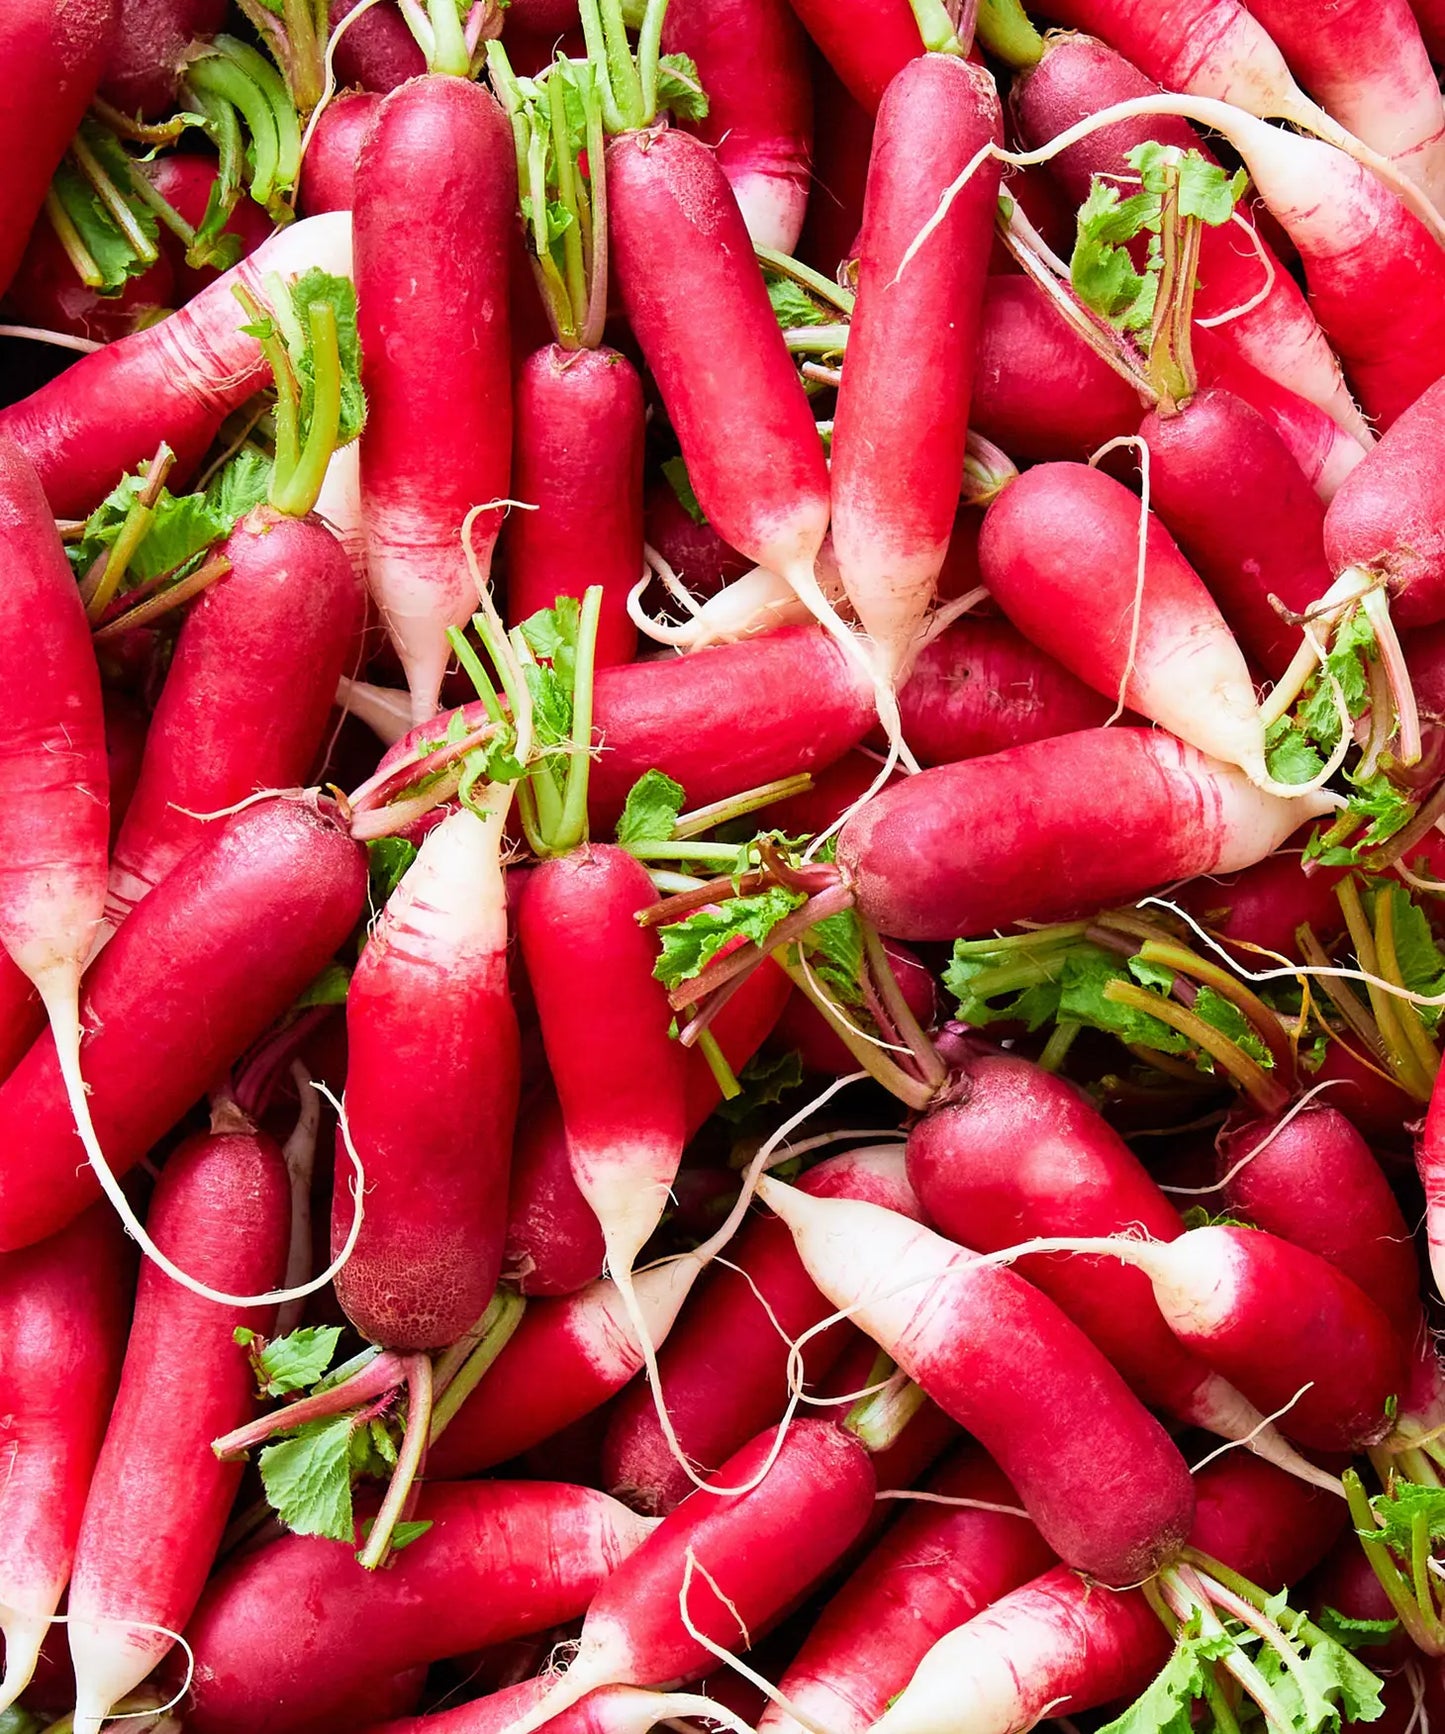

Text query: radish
(504, 1083), (609, 1298)
(1418, 1060), (1445, 1316)
(0, 795), (366, 1258)
(755, 1181), (1197, 1583)
(67, 1116), (290, 1734)
(759, 1446), (1056, 1734)
(180, 1481), (656, 1734)
(1415, 0), (1445, 61)
(364, 1680), (762, 1734)
(0, 1207), (130, 1712)
(0, 212), (352, 517)
(1174, 844), (1346, 960)
(828, 52), (1001, 685)
(100, 0), (225, 113)
(781, 0), (923, 113)
(662, 0), (813, 252)
(797, 58), (874, 275)
(327, 0), (425, 90)
(355, 75), (514, 724)
(297, 89), (381, 214)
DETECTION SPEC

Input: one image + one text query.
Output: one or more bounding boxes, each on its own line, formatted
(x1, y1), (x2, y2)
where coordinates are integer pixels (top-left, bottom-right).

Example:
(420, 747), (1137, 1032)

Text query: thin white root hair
(0, 324), (105, 354)
(797, 947), (919, 1060)
(645, 544), (704, 618)
(1159, 1078), (1345, 1195)
(651, 1696), (762, 1734)
(1087, 435), (1150, 728)
(873, 1489), (1030, 1516)
(169, 786), (309, 823)
(47, 1612), (195, 1727)
(801, 732), (902, 864)
(915, 586), (989, 657)
(1187, 1384), (1325, 1482)
(1195, 214), (1277, 329)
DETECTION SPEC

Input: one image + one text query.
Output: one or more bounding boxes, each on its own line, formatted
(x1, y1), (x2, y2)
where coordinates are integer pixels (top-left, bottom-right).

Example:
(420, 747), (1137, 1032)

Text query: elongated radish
(104, 509), (365, 932)
(759, 1446), (1055, 1734)
(0, 213), (352, 517)
(68, 1118), (289, 1734)
(356, 75), (514, 723)
(367, 1677), (765, 1734)
(798, 57), (874, 274)
(977, 461), (1269, 779)
(504, 1083), (608, 1298)
(0, 1207), (130, 1713)
(0, 795), (366, 1256)
(1417, 1060), (1445, 1305)
(661, 0), (813, 252)
(835, 727), (1335, 941)
(756, 1181), (1196, 1582)
(828, 53), (1001, 684)
(781, 0), (921, 114)
(181, 1481), (656, 1734)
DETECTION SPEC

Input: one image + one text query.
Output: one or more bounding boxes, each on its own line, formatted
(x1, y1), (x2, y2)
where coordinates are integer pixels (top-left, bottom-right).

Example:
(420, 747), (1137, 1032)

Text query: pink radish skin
(181, 1482), (657, 1734)
(1010, 33), (1367, 441)
(607, 127), (832, 619)
(68, 1124), (289, 1734)
(327, 0), (425, 90)
(104, 510), (365, 933)
(506, 347), (644, 668)
(797, 58), (874, 274)
(298, 90), (381, 214)
(756, 1182), (1196, 1584)
(0, 797), (366, 1253)
(1416, 1062), (1445, 1307)
(100, 0), (225, 114)
(0, 1208), (130, 1712)
(0, 213), (351, 517)
(355, 76), (514, 724)
(504, 1085), (608, 1298)
(829, 54), (1001, 682)
(978, 462), (1267, 778)
(1140, 388), (1332, 679)
(1174, 845), (1345, 960)
(759, 1448), (1056, 1734)
(601, 1144), (923, 1515)
(971, 276), (1144, 464)
(661, 0), (814, 252)
(334, 804), (520, 1349)
(1244, 0), (1445, 203)
(781, 0), (921, 114)
(0, 0), (117, 298)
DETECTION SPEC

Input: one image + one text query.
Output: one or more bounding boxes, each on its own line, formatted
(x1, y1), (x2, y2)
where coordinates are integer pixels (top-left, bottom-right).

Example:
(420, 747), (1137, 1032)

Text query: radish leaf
(657, 53), (709, 122)
(258, 1415), (356, 1542)
(249, 1324), (343, 1397)
(617, 770), (687, 845)
(662, 455), (706, 525)
(654, 887), (806, 990)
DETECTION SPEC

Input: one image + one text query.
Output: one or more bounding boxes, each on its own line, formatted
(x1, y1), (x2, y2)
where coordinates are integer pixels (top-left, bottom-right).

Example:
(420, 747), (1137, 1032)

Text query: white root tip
(0, 1610), (49, 1713)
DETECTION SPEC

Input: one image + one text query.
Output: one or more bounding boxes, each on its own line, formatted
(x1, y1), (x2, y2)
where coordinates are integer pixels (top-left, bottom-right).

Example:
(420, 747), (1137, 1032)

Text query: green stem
(1135, 938), (1294, 1081)
(186, 51), (283, 207)
(548, 70), (591, 341)
(181, 83), (247, 268)
(1374, 884), (1441, 1087)
(426, 0), (472, 75)
(754, 244), (856, 316)
(778, 951), (934, 1112)
(975, 0), (1045, 66)
(234, 284), (300, 491)
(1198, 1661), (1244, 1734)
(1037, 1021), (1081, 1073)
(1101, 979), (1290, 1112)
(906, 0), (966, 55)
(1337, 877), (1434, 1100)
(43, 187), (104, 288)
(69, 130), (158, 263)
(696, 1029), (741, 1100)
(114, 149), (198, 250)
(270, 298), (341, 517)
(549, 584), (603, 854)
(217, 35), (301, 204)
(635, 0), (667, 121)
(444, 628), (508, 730)
(784, 323), (851, 355)
(626, 841), (743, 863)
(83, 443), (175, 623)
(580, 74), (610, 348)
(845, 1353), (927, 1450)
(673, 774), (812, 838)
(428, 1289), (528, 1442)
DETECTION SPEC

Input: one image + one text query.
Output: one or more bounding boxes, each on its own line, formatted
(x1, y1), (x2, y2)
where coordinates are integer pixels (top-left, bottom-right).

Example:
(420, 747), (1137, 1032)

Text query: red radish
(759, 1447), (1055, 1734)
(0, 1207), (130, 1712)
(642, 476), (751, 601)
(298, 90), (382, 214)
(506, 347), (644, 667)
(142, 153), (275, 302)
(1010, 33), (1371, 442)
(102, 690), (147, 845)
(180, 1481), (657, 1734)
(836, 728), (1333, 941)
(0, 0), (117, 298)
(797, 57), (874, 275)
(1140, 388), (1333, 679)
(100, 0), (225, 113)
(3, 220), (177, 347)
(756, 1181), (1196, 1583)
(1244, 0), (1445, 204)
(601, 1144), (922, 1514)
(0, 795), (366, 1257)
(505, 1084), (609, 1298)
(1415, 0), (1445, 60)
(781, 0), (922, 113)
(1418, 1061), (1445, 1305)
(978, 462), (1268, 779)
(828, 54), (1001, 684)
(492, 1419), (878, 1734)
(894, 615), (1113, 768)
(1174, 845), (1345, 961)
(0, 213), (352, 517)
(104, 510), (365, 932)
(327, 0), (426, 90)
(971, 275), (1144, 463)
(661, 0), (814, 251)
(364, 1678), (763, 1734)
(334, 802), (521, 1349)
(355, 75), (514, 724)
(68, 1119), (289, 1734)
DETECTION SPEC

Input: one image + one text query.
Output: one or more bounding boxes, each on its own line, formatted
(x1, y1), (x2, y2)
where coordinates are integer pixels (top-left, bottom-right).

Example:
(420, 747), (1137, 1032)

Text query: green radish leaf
(293, 961), (352, 1010)
(716, 1049), (805, 1124)
(657, 52), (709, 121)
(49, 125), (163, 295)
(367, 837), (418, 913)
(766, 274), (831, 330)
(1190, 985), (1274, 1068)
(252, 1325), (343, 1396)
(1128, 140), (1245, 223)
(0, 1705), (42, 1734)
(1264, 717), (1325, 787)
(288, 268), (366, 446)
(1359, 879), (1445, 1031)
(1055, 946), (1192, 1056)
(1363, 1481), (1445, 1551)
(206, 445), (274, 523)
(357, 1516), (432, 1555)
(69, 475), (232, 591)
(1181, 1205), (1252, 1229)
(944, 939), (1072, 1032)
(258, 1415), (356, 1541)
(662, 455), (706, 526)
(1254, 1623), (1386, 1733)
(654, 886), (806, 991)
(1127, 954), (1175, 993)
(617, 770), (687, 845)
(805, 907), (867, 1009)
(1313, 1608), (1401, 1652)
(1094, 1636), (1212, 1734)
(1306, 771), (1416, 867)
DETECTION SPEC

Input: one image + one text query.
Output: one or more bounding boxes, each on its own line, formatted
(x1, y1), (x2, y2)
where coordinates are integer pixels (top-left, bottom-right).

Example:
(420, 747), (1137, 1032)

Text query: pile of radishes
(13, 0), (1445, 1731)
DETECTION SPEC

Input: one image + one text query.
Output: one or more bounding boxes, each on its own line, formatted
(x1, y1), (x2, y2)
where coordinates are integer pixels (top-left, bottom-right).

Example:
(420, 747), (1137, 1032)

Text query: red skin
(782, 0), (921, 114)
(0, 1208), (130, 1700)
(772, 938), (935, 1075)
(1174, 844), (1345, 960)
(0, 797), (367, 1253)
(327, 0), (426, 89)
(600, 1146), (923, 1515)
(894, 614), (1113, 769)
(1314, 1038), (1418, 1145)
(829, 55), (1001, 676)
(506, 346), (643, 666)
(102, 688), (146, 845)
(1141, 389), (1331, 679)
(1407, 619), (1445, 714)
(642, 477), (750, 601)
(1416, 0), (1445, 58)
(607, 127), (830, 589)
(298, 91), (381, 215)
(105, 511), (365, 930)
(662, 0), (814, 253)
(505, 1085), (607, 1297)
(0, 0), (117, 298)
(1326, 376), (1445, 627)
(1419, 1060), (1445, 1319)
(99, 0), (224, 113)
(797, 53), (873, 276)
(3, 225), (175, 346)
(146, 154), (275, 301)
(761, 1448), (1055, 1734)
(67, 1128), (289, 1726)
(971, 277), (1143, 464)
(180, 1483), (654, 1734)
(761, 748), (896, 836)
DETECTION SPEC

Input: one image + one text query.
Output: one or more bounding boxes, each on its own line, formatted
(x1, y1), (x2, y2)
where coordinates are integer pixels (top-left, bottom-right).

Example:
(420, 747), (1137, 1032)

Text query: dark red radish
(829, 54), (1001, 685)
(144, 153), (275, 302)
(0, 0), (118, 299)
(102, 689), (147, 846)
(298, 90), (382, 214)
(642, 476), (750, 601)
(0, 1208), (130, 1712)
(757, 1181), (1196, 1584)
(835, 727), (1334, 941)
(759, 1446), (1055, 1734)
(504, 1085), (607, 1298)
(100, 0), (225, 114)
(180, 1481), (656, 1734)
(1174, 845), (1345, 961)
(1415, 0), (1445, 59)
(3, 220), (176, 347)
(0, 213), (351, 517)
(1419, 1061), (1445, 1309)
(0, 796), (366, 1255)
(356, 76), (514, 723)
(662, 0), (813, 251)
(68, 1120), (289, 1734)
(782, 0), (922, 113)
(506, 346), (643, 667)
(328, 0), (425, 89)
(104, 510), (365, 933)
(797, 56), (873, 276)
